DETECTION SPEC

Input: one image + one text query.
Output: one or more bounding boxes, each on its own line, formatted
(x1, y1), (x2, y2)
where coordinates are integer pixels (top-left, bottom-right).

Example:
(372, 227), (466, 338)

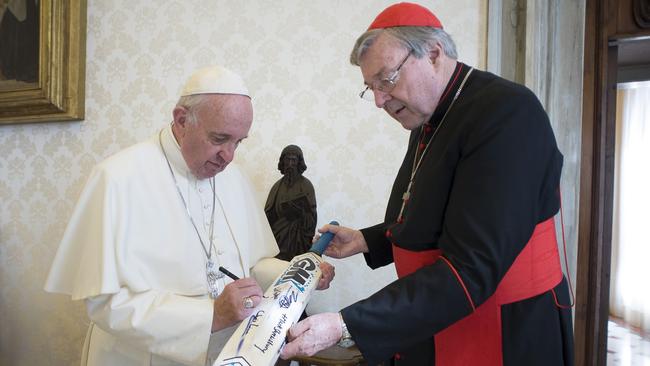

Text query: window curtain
(610, 81), (650, 332)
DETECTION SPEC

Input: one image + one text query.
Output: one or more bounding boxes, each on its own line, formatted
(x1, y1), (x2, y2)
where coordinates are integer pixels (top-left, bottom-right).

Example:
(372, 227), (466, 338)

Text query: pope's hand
(316, 262), (335, 290)
(317, 224), (368, 259)
(280, 312), (341, 359)
(211, 278), (263, 332)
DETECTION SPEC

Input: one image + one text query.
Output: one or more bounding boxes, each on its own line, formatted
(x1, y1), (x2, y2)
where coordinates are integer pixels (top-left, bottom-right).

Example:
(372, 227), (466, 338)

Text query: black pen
(218, 266), (240, 281)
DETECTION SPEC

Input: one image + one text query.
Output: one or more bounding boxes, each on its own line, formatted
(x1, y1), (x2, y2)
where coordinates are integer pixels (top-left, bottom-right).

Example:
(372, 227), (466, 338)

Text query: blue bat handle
(309, 221), (340, 255)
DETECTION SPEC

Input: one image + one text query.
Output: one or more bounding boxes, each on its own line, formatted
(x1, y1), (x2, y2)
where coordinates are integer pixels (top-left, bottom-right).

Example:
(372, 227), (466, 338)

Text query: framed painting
(0, 0), (86, 124)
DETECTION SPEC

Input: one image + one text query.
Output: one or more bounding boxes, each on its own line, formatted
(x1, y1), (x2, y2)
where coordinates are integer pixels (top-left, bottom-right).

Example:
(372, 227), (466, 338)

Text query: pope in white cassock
(45, 65), (335, 366)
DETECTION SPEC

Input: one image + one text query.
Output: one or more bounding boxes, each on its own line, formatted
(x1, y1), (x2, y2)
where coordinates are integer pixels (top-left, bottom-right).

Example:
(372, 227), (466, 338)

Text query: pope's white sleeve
(85, 289), (215, 366)
(250, 257), (289, 290)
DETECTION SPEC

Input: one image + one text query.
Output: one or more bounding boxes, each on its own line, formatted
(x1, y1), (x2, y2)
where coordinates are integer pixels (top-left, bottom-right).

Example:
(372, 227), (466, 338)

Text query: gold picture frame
(0, 0), (86, 124)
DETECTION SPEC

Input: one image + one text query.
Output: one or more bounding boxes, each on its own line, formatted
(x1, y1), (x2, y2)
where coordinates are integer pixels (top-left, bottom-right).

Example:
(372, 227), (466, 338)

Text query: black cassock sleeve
(342, 79), (563, 364)
(360, 223), (394, 268)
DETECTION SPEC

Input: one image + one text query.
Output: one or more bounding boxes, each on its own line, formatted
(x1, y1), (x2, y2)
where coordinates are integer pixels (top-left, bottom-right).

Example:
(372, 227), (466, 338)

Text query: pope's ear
(172, 106), (189, 127)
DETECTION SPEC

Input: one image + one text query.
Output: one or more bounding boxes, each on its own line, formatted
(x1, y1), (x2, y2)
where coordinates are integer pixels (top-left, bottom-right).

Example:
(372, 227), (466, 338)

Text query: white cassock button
(217, 250), (224, 255)
(203, 203), (209, 209)
(198, 187), (203, 193)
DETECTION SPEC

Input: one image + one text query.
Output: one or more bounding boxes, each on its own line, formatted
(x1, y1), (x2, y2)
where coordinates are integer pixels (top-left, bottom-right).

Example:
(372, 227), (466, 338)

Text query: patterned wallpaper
(0, 1), (486, 364)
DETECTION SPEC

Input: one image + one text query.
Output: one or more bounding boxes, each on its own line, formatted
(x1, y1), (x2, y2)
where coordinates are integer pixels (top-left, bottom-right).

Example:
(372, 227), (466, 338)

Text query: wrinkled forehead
(197, 94), (252, 133)
(199, 94), (252, 117)
(359, 33), (408, 82)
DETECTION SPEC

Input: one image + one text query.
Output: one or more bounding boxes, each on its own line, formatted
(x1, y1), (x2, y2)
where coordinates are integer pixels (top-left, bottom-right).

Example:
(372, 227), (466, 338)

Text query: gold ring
(243, 296), (254, 309)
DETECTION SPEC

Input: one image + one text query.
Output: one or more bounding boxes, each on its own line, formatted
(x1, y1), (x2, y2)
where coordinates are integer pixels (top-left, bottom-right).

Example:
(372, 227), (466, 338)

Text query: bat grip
(309, 220), (339, 255)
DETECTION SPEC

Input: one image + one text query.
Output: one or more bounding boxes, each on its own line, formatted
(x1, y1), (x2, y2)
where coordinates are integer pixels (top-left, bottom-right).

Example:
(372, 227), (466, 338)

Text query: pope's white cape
(44, 126), (285, 365)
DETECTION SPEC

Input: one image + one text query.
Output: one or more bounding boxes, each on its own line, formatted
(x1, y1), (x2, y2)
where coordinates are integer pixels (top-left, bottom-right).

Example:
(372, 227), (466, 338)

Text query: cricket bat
(213, 221), (339, 366)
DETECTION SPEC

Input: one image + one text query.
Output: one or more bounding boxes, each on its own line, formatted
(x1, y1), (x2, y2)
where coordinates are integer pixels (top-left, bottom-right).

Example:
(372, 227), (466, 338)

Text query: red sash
(391, 218), (563, 365)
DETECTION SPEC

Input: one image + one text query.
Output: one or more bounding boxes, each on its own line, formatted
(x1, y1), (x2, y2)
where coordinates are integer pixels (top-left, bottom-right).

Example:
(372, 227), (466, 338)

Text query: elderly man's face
(174, 94), (252, 179)
(359, 33), (445, 130)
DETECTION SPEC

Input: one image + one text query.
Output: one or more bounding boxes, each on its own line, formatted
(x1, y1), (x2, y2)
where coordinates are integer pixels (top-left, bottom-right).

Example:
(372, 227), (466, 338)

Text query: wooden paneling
(615, 0), (650, 37)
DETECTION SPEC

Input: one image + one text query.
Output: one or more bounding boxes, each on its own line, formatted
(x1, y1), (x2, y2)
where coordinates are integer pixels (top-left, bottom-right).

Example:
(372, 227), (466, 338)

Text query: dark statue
(265, 145), (317, 261)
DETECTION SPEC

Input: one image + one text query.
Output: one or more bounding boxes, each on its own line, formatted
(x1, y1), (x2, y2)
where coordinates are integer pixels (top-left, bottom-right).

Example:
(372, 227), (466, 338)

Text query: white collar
(160, 123), (201, 182)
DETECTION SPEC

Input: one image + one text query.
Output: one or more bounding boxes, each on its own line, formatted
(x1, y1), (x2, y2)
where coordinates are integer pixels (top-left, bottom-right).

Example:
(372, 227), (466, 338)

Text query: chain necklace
(158, 129), (224, 298)
(397, 67), (474, 222)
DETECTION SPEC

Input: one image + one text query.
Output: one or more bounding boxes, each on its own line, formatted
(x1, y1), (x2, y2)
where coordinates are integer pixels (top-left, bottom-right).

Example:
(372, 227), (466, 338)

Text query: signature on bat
(278, 290), (299, 309)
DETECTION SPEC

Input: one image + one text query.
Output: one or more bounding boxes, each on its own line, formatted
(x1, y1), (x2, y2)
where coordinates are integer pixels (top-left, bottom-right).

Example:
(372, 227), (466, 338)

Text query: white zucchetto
(180, 65), (249, 98)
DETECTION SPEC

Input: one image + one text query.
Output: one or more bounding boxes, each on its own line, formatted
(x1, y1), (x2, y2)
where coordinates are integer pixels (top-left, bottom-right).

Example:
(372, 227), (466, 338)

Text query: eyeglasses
(359, 50), (412, 102)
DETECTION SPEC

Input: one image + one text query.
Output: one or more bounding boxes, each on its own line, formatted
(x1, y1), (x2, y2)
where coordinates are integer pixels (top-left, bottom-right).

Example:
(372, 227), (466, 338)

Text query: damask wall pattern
(0, 1), (486, 364)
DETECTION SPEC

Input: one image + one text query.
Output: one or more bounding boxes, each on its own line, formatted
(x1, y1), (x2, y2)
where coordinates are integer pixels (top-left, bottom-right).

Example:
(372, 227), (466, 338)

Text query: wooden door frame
(576, 0), (650, 364)
(574, 0), (617, 365)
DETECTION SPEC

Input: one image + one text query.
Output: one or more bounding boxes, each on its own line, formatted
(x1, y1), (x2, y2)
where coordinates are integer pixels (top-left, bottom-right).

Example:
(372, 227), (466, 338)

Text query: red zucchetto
(368, 2), (443, 30)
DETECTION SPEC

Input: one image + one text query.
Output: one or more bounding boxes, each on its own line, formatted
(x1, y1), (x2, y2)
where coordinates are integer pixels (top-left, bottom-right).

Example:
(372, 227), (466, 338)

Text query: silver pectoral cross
(206, 259), (224, 299)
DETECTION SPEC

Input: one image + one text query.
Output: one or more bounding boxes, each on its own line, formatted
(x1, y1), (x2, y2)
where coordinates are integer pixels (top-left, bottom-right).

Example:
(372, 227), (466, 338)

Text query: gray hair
(175, 94), (209, 125)
(350, 27), (458, 66)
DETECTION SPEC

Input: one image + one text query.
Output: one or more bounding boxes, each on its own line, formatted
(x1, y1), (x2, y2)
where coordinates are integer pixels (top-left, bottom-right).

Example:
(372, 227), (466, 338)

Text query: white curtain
(610, 81), (650, 332)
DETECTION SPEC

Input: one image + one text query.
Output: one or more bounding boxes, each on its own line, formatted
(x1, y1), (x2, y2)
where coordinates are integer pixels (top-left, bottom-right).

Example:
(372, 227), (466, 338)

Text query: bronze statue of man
(265, 145), (317, 261)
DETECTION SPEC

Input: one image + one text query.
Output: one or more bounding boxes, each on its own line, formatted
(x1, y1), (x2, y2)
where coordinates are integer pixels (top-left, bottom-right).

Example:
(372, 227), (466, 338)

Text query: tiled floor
(608, 317), (650, 365)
